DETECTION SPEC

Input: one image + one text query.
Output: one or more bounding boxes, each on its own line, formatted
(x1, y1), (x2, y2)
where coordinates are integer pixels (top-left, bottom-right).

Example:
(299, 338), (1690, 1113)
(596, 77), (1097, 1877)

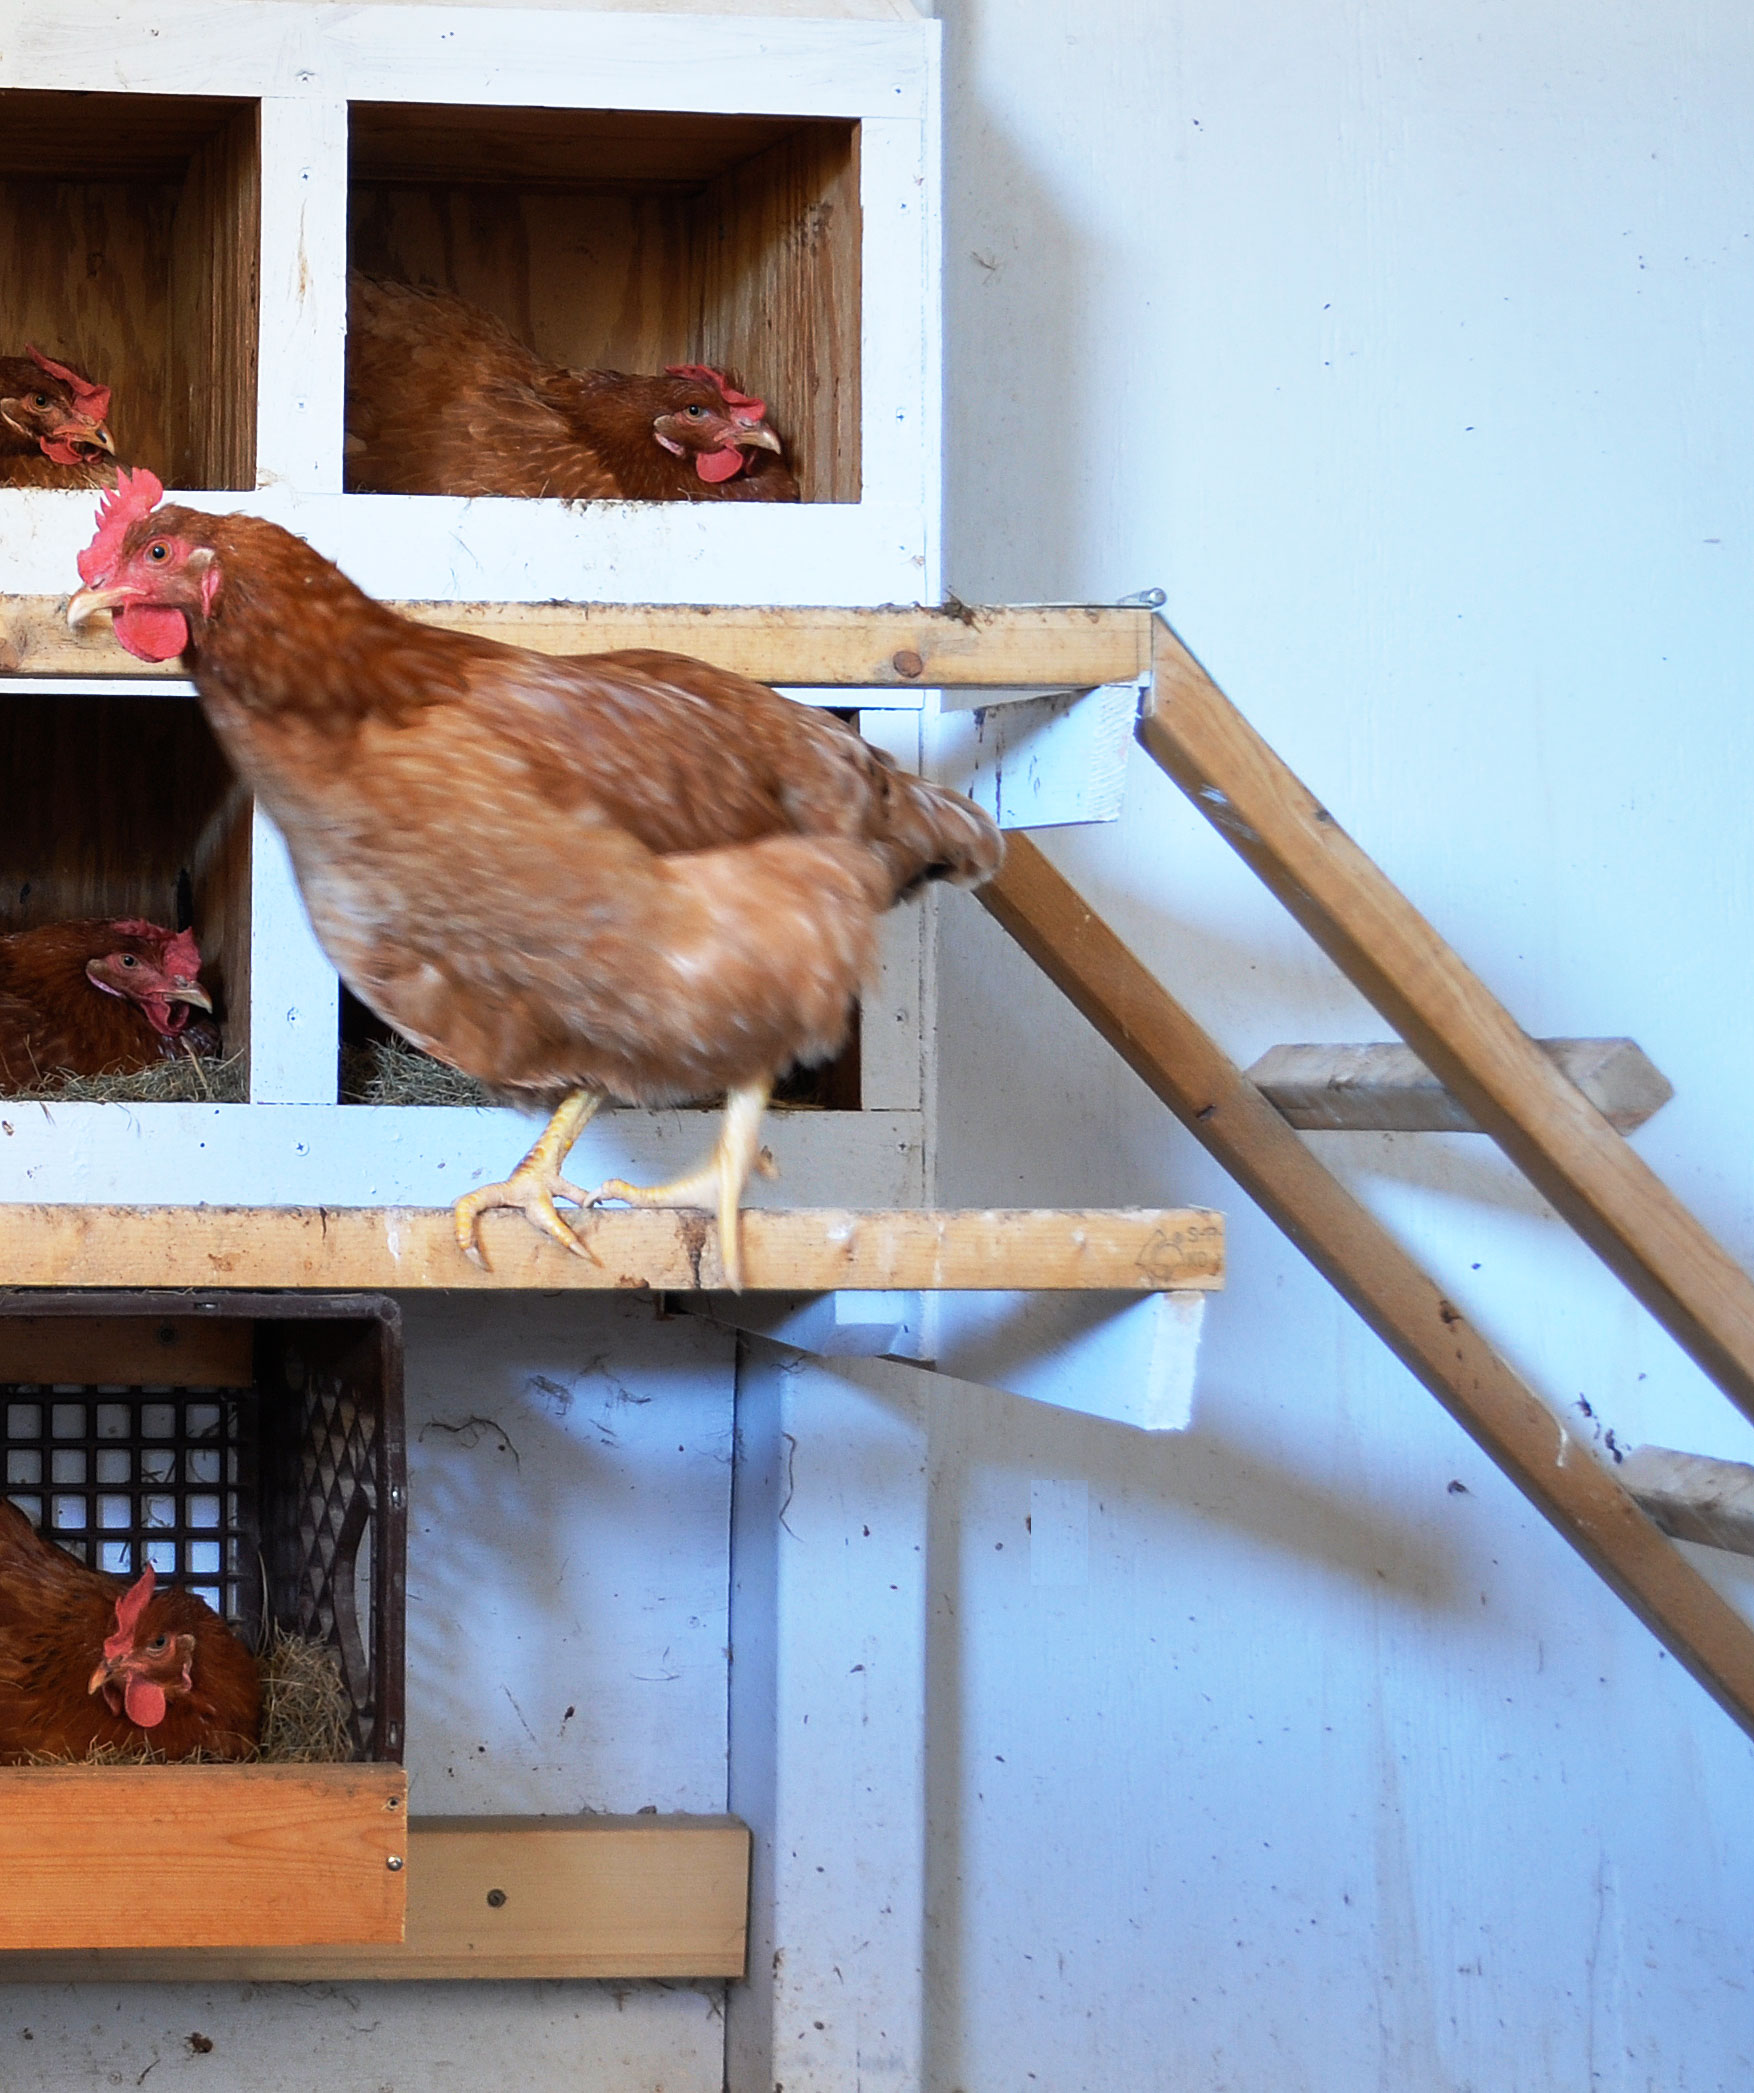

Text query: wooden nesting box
(0, 1), (940, 1210)
(347, 104), (861, 503)
(0, 90), (259, 490)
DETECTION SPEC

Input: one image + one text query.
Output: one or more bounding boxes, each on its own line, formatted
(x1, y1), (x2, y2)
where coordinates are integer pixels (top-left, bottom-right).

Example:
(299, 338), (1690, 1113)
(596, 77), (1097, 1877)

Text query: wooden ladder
(981, 615), (1754, 1742)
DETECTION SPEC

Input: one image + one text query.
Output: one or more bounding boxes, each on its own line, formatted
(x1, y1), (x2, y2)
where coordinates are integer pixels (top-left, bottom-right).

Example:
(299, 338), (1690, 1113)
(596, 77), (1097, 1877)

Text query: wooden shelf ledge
(1, 597), (1152, 689)
(0, 1813), (747, 1983)
(0, 1204), (1223, 1293)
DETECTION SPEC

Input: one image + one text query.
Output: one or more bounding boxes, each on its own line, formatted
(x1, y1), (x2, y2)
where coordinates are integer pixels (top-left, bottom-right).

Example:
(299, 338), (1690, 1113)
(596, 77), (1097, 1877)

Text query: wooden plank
(0, 1314), (253, 1387)
(0, 1205), (1220, 1294)
(0, 599), (1152, 690)
(0, 1816), (747, 1982)
(0, 1763), (406, 1949)
(1140, 619), (1754, 1434)
(1247, 1037), (1674, 1135)
(1621, 1446), (1754, 1559)
(978, 835), (1754, 1744)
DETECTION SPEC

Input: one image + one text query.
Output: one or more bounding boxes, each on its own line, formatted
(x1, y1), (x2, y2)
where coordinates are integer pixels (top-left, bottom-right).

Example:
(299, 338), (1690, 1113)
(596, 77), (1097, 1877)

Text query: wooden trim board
(979, 837), (1754, 1745)
(0, 1206), (1223, 1293)
(0, 1764), (406, 1950)
(1142, 617), (1754, 1434)
(0, 1815), (749, 1982)
(0, 597), (1151, 689)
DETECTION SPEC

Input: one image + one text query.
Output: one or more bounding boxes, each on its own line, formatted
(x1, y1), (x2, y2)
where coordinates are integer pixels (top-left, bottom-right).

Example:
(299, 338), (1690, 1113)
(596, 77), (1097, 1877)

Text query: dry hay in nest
(256, 1619), (355, 1763)
(341, 1038), (497, 1108)
(16, 1625), (355, 1767)
(1, 1051), (246, 1106)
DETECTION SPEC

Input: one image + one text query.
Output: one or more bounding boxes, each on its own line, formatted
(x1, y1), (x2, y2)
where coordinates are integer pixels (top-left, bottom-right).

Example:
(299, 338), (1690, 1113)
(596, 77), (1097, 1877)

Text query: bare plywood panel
(0, 1315), (253, 1387)
(0, 1815), (747, 1981)
(0, 1205), (1223, 1293)
(979, 835), (1754, 1746)
(1248, 1037), (1674, 1135)
(0, 599), (1153, 689)
(1141, 618), (1754, 1436)
(0, 1764), (407, 1949)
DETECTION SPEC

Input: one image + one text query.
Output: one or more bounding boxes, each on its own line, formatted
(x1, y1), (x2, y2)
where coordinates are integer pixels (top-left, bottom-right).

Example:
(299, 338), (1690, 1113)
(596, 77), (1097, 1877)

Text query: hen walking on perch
(68, 470), (1000, 1284)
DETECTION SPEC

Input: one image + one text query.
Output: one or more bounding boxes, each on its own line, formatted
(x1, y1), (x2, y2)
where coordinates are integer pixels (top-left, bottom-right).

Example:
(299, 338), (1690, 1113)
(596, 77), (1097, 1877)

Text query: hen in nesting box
(0, 1503), (260, 1762)
(0, 345), (119, 489)
(345, 273), (799, 501)
(0, 918), (218, 1092)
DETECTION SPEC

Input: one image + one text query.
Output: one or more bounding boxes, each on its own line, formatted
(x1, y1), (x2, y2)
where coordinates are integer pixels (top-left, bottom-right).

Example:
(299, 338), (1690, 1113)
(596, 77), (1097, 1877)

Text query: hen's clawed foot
(453, 1089), (604, 1269)
(585, 1081), (774, 1289)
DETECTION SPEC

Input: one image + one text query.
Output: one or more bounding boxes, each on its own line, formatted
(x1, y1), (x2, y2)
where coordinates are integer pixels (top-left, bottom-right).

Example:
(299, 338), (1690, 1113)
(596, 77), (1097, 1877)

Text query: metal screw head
(386, 1855), (404, 1872)
(486, 1888), (507, 1909)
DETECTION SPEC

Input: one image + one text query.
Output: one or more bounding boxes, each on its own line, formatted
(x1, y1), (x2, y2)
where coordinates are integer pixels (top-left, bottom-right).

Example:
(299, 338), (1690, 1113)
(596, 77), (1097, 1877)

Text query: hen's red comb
(78, 467), (165, 587)
(162, 927), (202, 978)
(665, 364), (768, 426)
(27, 345), (111, 426)
(102, 1564), (157, 1662)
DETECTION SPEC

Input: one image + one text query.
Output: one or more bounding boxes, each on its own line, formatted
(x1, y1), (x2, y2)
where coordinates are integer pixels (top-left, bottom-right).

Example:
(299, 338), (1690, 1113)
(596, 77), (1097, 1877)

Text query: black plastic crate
(0, 1293), (405, 1762)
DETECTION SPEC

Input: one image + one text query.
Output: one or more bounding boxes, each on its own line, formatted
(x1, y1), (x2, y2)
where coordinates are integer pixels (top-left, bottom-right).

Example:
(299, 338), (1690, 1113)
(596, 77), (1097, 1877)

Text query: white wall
(929, 2), (1754, 2087)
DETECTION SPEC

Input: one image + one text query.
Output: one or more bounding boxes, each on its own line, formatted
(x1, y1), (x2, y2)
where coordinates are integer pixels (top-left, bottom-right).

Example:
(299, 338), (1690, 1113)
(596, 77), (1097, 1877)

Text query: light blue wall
(930, 3), (1754, 2086)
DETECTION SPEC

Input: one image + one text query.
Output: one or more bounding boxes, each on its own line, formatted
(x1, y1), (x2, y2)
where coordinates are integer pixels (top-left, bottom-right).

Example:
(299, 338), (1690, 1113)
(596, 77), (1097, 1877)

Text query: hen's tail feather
(876, 764), (1004, 899)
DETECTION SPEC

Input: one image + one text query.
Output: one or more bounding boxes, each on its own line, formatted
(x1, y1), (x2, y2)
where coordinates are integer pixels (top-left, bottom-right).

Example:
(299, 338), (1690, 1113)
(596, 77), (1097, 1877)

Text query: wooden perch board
(1621, 1446), (1754, 1559)
(1248, 1037), (1674, 1135)
(1, 597), (1153, 690)
(979, 836), (1754, 1746)
(1141, 618), (1754, 1436)
(0, 1815), (748, 1983)
(0, 1764), (406, 1950)
(0, 1205), (1223, 1294)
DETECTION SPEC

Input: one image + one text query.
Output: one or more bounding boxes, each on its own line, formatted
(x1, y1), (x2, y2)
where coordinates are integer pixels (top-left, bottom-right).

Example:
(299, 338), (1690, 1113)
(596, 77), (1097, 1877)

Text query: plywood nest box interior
(347, 105), (861, 503)
(0, 690), (250, 1087)
(0, 90), (259, 490)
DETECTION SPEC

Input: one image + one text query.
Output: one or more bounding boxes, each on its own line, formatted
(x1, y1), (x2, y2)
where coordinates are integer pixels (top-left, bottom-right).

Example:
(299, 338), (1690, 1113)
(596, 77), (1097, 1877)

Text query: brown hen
(0, 346), (118, 489)
(0, 919), (218, 1091)
(346, 273), (799, 501)
(69, 471), (1000, 1283)
(0, 1504), (260, 1762)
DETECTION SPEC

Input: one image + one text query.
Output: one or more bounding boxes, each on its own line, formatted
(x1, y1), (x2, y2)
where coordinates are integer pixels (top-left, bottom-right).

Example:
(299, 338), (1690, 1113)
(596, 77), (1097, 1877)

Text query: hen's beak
(733, 424), (784, 454)
(67, 583), (128, 630)
(55, 419), (116, 457)
(87, 1658), (115, 1697)
(166, 981), (214, 1013)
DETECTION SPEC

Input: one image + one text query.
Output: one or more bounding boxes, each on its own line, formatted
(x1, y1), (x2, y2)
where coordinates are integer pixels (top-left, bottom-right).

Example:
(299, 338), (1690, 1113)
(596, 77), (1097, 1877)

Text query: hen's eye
(685, 404), (706, 417)
(119, 953), (137, 968)
(147, 1635), (168, 1652)
(32, 393), (49, 409)
(147, 542), (170, 563)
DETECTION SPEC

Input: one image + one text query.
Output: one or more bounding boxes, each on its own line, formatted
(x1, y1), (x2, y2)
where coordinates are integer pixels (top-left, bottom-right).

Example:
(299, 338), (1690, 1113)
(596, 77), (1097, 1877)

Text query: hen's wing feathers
(461, 645), (999, 892)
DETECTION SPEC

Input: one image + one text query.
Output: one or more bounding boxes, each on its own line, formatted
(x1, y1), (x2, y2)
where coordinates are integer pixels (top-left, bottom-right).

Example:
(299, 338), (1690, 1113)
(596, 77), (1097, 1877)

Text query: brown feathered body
(346, 274), (799, 502)
(80, 506), (999, 1111)
(0, 351), (117, 490)
(0, 1504), (260, 1762)
(0, 919), (218, 1090)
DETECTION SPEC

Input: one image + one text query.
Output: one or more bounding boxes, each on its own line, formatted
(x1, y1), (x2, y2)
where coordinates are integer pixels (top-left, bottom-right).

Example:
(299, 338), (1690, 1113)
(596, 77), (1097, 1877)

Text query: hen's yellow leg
(454, 1088), (604, 1269)
(586, 1081), (775, 1289)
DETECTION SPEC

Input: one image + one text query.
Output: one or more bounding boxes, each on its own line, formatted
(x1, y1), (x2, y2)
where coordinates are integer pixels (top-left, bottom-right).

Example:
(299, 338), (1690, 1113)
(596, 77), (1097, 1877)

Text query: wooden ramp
(977, 610), (1754, 1746)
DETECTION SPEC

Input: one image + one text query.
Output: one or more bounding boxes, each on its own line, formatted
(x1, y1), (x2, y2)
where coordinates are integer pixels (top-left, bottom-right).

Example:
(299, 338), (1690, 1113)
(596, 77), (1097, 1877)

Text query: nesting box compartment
(0, 89), (259, 490)
(347, 105), (861, 503)
(0, 690), (250, 1079)
(0, 1293), (407, 1761)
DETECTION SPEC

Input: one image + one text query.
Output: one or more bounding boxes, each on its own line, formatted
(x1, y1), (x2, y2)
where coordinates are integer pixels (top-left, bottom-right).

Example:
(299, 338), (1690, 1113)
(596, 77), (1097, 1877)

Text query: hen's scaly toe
(452, 1171), (600, 1267)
